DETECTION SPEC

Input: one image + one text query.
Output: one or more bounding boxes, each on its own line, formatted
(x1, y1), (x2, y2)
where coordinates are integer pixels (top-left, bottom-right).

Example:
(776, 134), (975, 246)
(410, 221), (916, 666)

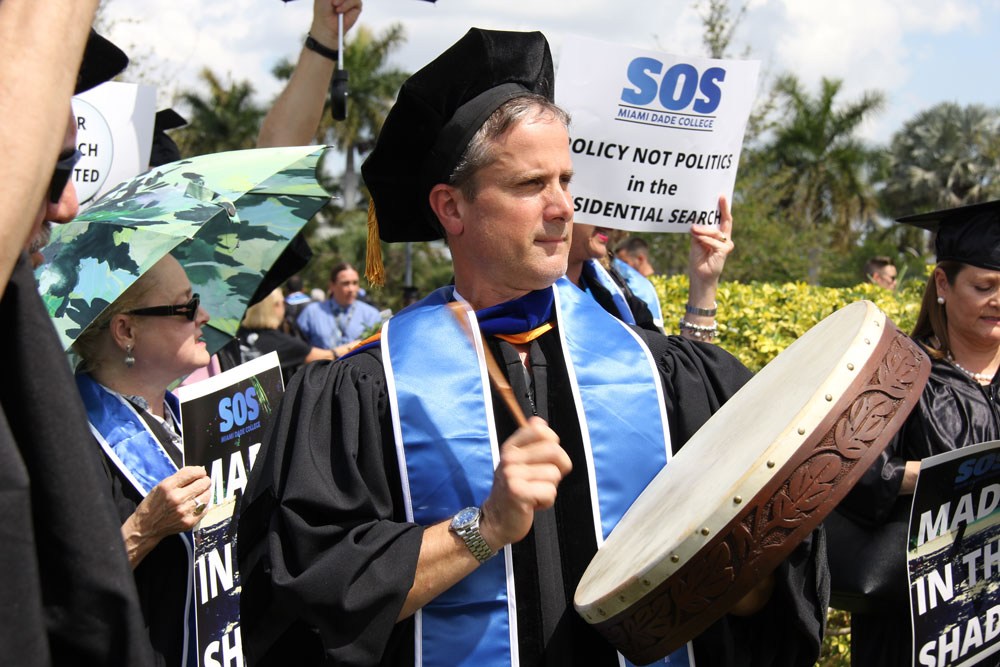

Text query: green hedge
(652, 270), (930, 372)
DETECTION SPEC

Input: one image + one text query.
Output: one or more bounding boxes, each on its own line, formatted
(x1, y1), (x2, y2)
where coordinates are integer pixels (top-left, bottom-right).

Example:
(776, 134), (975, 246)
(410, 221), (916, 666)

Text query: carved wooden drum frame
(574, 301), (930, 665)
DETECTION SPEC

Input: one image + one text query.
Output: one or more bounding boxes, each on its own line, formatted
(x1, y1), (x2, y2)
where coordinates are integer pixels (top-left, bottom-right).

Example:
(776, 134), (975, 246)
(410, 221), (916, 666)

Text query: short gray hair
(448, 94), (570, 200)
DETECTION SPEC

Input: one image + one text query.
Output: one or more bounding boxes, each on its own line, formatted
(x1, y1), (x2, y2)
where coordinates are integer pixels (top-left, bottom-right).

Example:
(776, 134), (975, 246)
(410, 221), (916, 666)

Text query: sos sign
(620, 58), (726, 114)
(954, 451), (1000, 485)
(218, 387), (260, 433)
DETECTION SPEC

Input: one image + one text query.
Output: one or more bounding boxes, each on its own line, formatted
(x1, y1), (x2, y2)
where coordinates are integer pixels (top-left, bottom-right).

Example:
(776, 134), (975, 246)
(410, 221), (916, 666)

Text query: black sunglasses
(49, 149), (83, 204)
(125, 294), (201, 321)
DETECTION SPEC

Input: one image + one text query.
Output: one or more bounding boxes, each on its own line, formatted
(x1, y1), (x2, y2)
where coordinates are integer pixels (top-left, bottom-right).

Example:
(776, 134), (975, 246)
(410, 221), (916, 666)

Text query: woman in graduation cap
(837, 199), (1000, 666)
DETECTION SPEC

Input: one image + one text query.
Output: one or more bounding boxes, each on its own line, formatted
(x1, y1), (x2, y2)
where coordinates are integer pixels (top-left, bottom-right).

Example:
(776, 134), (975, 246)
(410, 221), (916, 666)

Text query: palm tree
(763, 75), (885, 250)
(174, 69), (266, 157)
(882, 102), (1000, 214)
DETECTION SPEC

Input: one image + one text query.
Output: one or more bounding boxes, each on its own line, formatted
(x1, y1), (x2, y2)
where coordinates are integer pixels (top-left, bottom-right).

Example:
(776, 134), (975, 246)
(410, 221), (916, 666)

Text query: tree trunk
(807, 246), (821, 285)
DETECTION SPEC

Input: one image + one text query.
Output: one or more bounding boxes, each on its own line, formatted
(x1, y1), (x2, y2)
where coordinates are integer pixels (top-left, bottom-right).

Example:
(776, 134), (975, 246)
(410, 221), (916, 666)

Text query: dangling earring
(937, 296), (945, 305)
(124, 344), (135, 368)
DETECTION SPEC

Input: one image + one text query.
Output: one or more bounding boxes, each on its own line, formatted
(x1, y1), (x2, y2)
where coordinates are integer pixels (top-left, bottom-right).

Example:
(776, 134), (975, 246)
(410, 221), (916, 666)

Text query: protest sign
(177, 352), (285, 667)
(908, 440), (1000, 666)
(556, 36), (759, 233)
(72, 81), (156, 205)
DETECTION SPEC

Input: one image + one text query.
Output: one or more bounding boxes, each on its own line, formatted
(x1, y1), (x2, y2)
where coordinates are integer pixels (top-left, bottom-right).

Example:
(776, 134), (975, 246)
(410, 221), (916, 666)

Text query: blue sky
(101, 0), (1000, 146)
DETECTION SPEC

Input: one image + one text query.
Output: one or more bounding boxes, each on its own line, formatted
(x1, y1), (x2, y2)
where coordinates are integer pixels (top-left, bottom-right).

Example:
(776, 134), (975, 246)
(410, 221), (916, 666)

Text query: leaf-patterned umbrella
(35, 145), (332, 355)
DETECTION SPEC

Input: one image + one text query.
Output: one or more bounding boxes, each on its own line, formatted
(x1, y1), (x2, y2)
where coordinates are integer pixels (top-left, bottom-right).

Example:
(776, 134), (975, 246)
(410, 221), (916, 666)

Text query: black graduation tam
(361, 28), (554, 246)
(897, 199), (1000, 271)
(76, 29), (129, 94)
(149, 109), (187, 167)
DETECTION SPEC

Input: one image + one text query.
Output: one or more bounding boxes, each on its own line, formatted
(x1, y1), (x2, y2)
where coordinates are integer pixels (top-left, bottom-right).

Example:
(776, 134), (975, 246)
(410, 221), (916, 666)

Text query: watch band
(450, 507), (496, 562)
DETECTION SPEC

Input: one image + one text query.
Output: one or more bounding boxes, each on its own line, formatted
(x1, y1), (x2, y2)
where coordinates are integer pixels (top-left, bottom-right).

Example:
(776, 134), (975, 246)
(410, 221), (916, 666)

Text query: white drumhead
(576, 300), (885, 616)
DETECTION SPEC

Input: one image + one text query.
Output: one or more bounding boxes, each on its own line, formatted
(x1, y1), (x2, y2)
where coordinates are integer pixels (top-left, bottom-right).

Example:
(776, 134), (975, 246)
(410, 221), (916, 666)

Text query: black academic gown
(102, 436), (190, 667)
(239, 324), (828, 667)
(837, 349), (1000, 667)
(0, 253), (153, 666)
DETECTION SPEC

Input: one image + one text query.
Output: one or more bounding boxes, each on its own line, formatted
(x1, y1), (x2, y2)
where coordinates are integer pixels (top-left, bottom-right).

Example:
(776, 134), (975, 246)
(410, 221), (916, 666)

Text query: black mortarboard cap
(361, 28), (554, 244)
(76, 29), (129, 94)
(897, 200), (1000, 271)
(149, 108), (187, 167)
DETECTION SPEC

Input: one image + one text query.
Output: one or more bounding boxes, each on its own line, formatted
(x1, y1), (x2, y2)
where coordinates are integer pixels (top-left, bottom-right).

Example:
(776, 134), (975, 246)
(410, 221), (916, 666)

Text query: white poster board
(557, 36), (759, 233)
(72, 81), (156, 206)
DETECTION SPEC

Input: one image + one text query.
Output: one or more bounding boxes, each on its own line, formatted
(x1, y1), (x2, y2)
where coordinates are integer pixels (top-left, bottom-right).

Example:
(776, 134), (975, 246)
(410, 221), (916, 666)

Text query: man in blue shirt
(297, 262), (381, 357)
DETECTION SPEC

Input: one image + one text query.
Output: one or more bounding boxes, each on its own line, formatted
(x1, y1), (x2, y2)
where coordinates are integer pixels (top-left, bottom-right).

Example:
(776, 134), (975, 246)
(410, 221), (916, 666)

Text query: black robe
(238, 324), (827, 667)
(102, 446), (190, 667)
(837, 349), (1000, 667)
(0, 253), (153, 666)
(580, 262), (660, 333)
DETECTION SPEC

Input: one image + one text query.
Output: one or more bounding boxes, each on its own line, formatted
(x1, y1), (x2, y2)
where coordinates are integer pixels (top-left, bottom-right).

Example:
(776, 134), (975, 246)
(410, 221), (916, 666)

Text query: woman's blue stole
(382, 278), (692, 666)
(76, 373), (197, 667)
(582, 259), (636, 325)
(613, 258), (665, 330)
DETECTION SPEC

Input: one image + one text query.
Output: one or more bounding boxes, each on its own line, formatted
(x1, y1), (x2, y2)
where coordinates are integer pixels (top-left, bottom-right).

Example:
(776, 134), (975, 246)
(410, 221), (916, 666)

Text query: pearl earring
(937, 296), (945, 305)
(124, 344), (135, 368)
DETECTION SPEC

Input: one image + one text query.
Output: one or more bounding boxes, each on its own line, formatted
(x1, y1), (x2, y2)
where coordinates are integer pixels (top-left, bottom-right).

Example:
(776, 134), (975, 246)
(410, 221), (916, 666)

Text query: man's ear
(429, 183), (464, 236)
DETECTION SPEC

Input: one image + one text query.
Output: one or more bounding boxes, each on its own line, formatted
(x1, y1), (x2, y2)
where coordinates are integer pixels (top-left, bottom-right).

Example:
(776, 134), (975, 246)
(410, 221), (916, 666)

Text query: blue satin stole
(77, 373), (180, 494)
(76, 373), (197, 667)
(382, 278), (688, 666)
(582, 259), (637, 326)
(613, 258), (665, 330)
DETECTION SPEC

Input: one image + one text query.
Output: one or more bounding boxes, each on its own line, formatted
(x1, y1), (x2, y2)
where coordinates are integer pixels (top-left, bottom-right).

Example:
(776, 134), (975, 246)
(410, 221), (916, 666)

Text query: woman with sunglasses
(72, 253), (212, 667)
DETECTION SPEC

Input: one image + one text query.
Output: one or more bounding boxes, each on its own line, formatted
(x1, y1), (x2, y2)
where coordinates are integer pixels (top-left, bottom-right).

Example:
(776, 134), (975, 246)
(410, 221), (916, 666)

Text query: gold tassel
(365, 199), (385, 287)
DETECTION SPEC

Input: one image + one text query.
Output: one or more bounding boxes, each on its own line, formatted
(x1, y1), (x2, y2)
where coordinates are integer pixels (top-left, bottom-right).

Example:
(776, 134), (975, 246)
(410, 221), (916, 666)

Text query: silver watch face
(451, 506), (479, 530)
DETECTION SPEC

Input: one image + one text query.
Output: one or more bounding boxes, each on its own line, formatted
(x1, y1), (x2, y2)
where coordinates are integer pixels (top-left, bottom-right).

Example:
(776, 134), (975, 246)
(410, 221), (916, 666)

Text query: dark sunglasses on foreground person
(125, 294), (201, 320)
(48, 149), (84, 203)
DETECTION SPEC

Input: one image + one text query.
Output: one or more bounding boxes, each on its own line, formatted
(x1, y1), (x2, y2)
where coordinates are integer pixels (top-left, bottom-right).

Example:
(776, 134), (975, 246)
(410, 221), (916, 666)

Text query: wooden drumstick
(448, 301), (529, 428)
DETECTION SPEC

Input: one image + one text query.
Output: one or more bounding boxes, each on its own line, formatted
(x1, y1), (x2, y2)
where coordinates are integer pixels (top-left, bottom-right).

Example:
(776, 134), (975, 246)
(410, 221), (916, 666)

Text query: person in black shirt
(239, 287), (333, 381)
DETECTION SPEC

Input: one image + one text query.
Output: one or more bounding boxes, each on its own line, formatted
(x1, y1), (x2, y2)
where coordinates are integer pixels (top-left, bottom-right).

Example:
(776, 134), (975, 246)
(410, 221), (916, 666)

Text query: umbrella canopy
(36, 145), (332, 355)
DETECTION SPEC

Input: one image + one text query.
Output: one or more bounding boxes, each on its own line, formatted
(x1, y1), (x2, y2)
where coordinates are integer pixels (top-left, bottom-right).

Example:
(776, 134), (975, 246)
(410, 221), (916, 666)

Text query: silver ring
(193, 499), (207, 515)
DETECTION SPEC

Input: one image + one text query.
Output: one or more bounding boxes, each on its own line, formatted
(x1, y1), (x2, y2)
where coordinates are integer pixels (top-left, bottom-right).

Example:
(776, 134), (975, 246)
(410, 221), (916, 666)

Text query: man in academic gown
(239, 28), (828, 667)
(0, 13), (154, 666)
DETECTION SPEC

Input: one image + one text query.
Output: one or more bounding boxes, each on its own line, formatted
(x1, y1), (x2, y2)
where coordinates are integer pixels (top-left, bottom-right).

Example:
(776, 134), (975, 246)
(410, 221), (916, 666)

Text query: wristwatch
(449, 506), (496, 563)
